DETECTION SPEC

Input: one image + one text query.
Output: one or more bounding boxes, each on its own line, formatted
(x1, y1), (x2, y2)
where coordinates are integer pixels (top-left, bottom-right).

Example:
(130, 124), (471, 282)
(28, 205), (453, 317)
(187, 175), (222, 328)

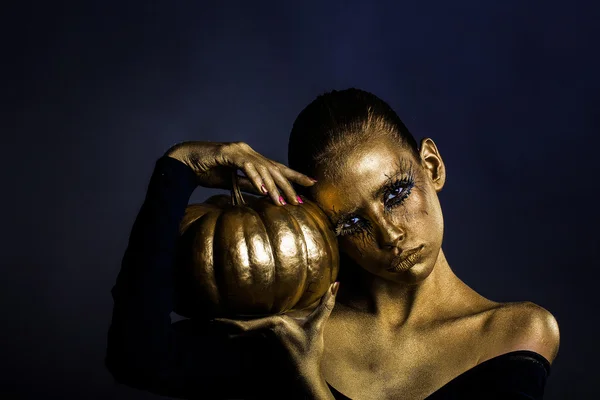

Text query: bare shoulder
(480, 301), (560, 364)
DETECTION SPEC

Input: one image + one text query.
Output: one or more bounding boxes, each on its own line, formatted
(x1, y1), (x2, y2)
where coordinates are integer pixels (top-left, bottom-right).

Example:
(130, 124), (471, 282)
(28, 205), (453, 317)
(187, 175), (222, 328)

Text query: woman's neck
(339, 248), (477, 329)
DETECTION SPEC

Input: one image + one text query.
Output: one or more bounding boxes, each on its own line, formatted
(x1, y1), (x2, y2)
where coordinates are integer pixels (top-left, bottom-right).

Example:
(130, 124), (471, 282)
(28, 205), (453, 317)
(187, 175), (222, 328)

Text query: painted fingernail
(296, 196), (303, 204)
(279, 195), (286, 205)
(332, 282), (340, 295)
(310, 178), (318, 183)
(261, 184), (268, 193)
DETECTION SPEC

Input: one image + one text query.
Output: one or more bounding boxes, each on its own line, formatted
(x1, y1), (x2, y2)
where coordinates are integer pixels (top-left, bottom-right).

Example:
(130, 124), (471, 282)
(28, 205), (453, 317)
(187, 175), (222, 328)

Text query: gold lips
(387, 247), (423, 272)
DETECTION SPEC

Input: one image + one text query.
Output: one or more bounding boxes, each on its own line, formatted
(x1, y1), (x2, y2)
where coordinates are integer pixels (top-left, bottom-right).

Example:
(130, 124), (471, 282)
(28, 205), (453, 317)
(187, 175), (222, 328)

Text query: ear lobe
(419, 138), (446, 191)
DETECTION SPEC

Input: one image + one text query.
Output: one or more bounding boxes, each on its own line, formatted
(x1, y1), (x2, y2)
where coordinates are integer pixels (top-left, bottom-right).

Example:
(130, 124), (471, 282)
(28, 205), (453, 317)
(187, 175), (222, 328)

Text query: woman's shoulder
(478, 301), (560, 365)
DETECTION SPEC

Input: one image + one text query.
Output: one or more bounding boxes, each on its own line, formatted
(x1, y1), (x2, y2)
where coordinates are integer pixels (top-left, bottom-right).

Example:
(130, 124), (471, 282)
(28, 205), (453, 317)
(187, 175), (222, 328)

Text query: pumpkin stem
(231, 170), (246, 206)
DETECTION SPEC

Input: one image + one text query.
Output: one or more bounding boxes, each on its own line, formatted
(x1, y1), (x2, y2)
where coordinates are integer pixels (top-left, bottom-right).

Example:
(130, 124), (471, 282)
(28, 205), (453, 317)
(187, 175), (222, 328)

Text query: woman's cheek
(342, 236), (373, 261)
(405, 190), (431, 222)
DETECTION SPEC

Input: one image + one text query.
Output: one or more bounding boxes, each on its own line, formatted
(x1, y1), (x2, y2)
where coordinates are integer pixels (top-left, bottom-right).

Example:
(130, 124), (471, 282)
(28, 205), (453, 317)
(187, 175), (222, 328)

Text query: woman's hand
(165, 141), (316, 206)
(212, 282), (339, 374)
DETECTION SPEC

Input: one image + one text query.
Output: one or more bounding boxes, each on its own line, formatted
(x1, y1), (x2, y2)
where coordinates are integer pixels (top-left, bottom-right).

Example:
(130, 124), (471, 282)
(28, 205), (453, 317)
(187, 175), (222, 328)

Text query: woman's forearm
(106, 155), (200, 391)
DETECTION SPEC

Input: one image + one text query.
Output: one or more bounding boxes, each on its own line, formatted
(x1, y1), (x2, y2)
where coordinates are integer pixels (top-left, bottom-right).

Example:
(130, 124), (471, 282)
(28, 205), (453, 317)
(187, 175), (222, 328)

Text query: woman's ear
(419, 138), (446, 192)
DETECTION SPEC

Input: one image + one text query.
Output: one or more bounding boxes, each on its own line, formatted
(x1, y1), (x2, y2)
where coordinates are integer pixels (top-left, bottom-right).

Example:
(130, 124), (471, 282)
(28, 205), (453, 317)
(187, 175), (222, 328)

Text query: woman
(106, 88), (560, 399)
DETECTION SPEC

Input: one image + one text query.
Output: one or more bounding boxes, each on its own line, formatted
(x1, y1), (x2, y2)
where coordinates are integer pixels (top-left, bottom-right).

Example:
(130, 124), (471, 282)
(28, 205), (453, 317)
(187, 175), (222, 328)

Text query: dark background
(2, 1), (598, 399)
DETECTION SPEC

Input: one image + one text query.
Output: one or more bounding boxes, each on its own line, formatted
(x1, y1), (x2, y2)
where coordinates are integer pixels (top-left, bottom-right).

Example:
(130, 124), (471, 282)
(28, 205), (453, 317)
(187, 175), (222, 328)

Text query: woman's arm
(106, 155), (245, 398)
(106, 142), (329, 399)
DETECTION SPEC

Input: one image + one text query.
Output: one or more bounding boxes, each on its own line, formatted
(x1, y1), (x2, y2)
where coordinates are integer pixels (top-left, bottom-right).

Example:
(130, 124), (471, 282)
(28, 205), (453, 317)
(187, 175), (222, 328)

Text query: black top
(106, 155), (551, 399)
(327, 351), (550, 399)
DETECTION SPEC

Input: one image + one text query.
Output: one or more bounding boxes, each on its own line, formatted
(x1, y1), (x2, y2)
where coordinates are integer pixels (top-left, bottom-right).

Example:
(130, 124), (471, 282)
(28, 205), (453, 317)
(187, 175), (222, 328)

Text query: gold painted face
(312, 135), (446, 284)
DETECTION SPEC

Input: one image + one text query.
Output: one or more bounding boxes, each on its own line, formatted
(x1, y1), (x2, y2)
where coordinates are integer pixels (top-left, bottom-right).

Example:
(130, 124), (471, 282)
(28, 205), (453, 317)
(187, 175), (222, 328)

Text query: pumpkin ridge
(277, 204), (310, 311)
(174, 207), (223, 319)
(223, 206), (254, 313)
(299, 201), (340, 293)
(254, 200), (308, 313)
(248, 201), (276, 314)
(211, 209), (229, 315)
(194, 210), (222, 313)
(259, 207), (278, 314)
(243, 206), (276, 314)
(258, 207), (277, 315)
(309, 206), (329, 302)
(255, 201), (291, 313)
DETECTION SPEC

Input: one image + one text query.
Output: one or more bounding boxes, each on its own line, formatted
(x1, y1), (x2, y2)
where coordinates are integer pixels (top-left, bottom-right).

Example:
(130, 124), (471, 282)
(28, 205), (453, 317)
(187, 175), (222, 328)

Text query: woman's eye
(343, 216), (361, 229)
(386, 186), (404, 202)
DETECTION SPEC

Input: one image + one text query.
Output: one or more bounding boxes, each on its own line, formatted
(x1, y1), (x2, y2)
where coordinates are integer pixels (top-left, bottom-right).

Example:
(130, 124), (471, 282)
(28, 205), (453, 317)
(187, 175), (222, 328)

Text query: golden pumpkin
(173, 172), (339, 319)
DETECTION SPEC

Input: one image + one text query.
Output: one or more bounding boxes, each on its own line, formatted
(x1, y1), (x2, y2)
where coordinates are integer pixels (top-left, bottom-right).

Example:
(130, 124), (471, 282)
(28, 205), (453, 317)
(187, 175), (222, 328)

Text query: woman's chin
(378, 260), (435, 285)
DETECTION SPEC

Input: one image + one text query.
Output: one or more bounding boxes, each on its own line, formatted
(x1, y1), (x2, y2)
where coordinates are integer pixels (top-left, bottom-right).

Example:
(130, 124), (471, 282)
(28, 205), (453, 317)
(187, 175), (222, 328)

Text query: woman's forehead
(317, 138), (415, 182)
(312, 155), (417, 217)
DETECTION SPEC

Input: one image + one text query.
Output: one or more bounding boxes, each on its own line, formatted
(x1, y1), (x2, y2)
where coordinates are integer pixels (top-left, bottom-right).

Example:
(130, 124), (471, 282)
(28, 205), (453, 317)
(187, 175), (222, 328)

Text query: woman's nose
(376, 218), (404, 249)
(382, 233), (403, 250)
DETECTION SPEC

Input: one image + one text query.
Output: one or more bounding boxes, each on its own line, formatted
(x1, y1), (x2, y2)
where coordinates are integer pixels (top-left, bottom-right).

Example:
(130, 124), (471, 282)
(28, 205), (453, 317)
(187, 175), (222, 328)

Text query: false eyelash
(335, 170), (416, 238)
(335, 217), (371, 237)
(383, 178), (414, 213)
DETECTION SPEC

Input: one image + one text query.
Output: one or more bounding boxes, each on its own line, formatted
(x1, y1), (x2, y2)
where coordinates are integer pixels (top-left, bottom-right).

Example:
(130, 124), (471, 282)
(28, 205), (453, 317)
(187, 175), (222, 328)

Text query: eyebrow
(328, 165), (407, 228)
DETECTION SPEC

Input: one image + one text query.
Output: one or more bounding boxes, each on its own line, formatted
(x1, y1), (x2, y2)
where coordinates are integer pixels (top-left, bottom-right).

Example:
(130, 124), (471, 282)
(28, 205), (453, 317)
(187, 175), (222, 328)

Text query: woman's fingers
(175, 141), (315, 201)
(270, 160), (317, 187)
(256, 159), (312, 206)
(226, 146), (316, 206)
(211, 283), (339, 365)
(256, 164), (286, 205)
(305, 282), (339, 333)
(234, 176), (263, 196)
(236, 162), (266, 195)
(269, 166), (301, 205)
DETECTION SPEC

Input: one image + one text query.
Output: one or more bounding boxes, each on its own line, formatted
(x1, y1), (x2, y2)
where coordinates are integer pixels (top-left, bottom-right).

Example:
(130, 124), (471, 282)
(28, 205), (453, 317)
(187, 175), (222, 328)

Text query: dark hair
(287, 88), (419, 191)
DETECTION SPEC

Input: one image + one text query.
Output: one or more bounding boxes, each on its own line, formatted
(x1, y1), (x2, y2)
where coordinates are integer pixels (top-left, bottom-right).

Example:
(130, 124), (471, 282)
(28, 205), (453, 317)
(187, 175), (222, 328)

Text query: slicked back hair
(287, 88), (419, 196)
